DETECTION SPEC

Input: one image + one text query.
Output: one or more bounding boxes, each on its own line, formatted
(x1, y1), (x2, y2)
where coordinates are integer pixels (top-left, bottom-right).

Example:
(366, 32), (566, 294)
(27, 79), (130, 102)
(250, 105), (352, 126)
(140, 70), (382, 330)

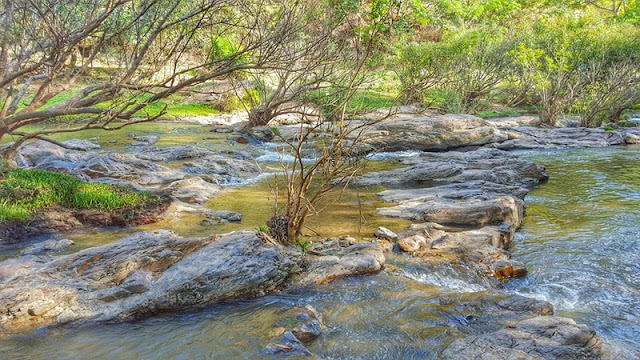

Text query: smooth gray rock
(358, 148), (550, 279)
(20, 239), (75, 255)
(358, 148), (548, 188)
(0, 230), (384, 334)
(168, 177), (220, 204)
(491, 127), (629, 150)
(441, 316), (603, 360)
(128, 134), (158, 145)
(374, 227), (398, 241)
(132, 145), (213, 162)
(202, 210), (243, 224)
(17, 141), (185, 186)
(62, 139), (101, 151)
(354, 114), (509, 153)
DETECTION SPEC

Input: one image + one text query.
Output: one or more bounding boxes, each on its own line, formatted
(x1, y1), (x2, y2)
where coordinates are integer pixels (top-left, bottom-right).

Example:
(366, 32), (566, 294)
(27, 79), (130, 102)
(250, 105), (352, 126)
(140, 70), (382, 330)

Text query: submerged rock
(128, 134), (159, 146)
(283, 305), (325, 344)
(202, 210), (243, 224)
(265, 305), (326, 357)
(20, 239), (75, 255)
(0, 230), (384, 334)
(264, 331), (314, 357)
(442, 316), (603, 360)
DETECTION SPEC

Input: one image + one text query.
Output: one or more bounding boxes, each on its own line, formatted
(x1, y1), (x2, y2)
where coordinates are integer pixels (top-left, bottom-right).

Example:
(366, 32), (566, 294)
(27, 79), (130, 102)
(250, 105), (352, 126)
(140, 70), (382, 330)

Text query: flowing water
(1, 124), (639, 358)
(507, 146), (640, 357)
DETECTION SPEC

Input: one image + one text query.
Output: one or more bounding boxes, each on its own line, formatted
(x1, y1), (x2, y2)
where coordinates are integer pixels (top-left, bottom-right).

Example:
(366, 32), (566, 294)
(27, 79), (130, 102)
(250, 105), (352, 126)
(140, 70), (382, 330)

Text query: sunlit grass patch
(0, 168), (154, 223)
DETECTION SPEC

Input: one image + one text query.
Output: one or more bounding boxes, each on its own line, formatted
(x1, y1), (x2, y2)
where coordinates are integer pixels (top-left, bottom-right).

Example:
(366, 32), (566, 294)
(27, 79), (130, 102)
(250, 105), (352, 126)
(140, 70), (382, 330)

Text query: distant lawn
(16, 88), (220, 122)
(141, 100), (220, 118)
(307, 89), (398, 115)
(348, 90), (398, 113)
(0, 168), (155, 223)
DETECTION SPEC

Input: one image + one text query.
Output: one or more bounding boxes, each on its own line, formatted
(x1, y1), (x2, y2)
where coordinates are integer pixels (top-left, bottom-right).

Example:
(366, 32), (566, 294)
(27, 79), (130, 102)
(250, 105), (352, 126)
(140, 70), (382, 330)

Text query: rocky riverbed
(1, 111), (637, 358)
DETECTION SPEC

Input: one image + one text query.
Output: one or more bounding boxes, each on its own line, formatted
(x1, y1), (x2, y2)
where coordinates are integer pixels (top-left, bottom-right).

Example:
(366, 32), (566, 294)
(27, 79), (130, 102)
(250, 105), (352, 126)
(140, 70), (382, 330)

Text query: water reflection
(508, 146), (640, 354)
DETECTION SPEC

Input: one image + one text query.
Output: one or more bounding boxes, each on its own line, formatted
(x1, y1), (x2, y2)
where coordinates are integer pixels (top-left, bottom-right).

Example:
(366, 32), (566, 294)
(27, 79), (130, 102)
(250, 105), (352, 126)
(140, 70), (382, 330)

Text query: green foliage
(510, 14), (640, 125)
(394, 26), (515, 111)
(270, 127), (281, 136)
(432, 0), (523, 25)
(296, 239), (312, 253)
(603, 125), (615, 131)
(255, 225), (270, 233)
(0, 169), (153, 223)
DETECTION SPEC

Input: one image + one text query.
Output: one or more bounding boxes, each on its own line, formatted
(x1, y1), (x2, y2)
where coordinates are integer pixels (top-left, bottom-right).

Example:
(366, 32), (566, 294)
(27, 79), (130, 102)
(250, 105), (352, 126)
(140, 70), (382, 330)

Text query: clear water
(507, 146), (640, 357)
(2, 125), (640, 358)
(0, 258), (508, 360)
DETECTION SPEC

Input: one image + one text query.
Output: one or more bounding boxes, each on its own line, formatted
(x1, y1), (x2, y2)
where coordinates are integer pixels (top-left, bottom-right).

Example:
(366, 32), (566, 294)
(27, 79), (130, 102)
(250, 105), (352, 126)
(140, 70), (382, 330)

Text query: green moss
(0, 168), (154, 223)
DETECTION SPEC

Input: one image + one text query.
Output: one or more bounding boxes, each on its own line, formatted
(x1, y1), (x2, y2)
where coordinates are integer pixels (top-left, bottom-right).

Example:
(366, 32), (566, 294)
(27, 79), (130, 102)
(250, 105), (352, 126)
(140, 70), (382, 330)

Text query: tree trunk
(249, 107), (275, 127)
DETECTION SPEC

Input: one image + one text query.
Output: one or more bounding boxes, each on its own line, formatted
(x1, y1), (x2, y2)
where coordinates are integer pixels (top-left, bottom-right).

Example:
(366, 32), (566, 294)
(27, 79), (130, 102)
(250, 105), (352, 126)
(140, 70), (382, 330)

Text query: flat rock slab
(358, 148), (548, 188)
(491, 127), (640, 150)
(17, 141), (184, 187)
(0, 230), (384, 334)
(360, 148), (548, 279)
(442, 316), (603, 359)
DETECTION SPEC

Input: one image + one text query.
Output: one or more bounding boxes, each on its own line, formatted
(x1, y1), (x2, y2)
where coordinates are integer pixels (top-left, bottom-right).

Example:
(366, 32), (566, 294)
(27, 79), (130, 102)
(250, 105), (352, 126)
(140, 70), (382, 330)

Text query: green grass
(306, 89), (398, 115)
(0, 168), (153, 223)
(17, 87), (220, 122)
(347, 90), (398, 113)
(130, 93), (220, 118)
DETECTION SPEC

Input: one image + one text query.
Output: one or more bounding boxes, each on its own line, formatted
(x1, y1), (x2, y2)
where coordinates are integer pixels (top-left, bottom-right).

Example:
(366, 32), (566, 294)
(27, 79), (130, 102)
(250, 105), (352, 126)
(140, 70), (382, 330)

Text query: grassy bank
(0, 168), (155, 223)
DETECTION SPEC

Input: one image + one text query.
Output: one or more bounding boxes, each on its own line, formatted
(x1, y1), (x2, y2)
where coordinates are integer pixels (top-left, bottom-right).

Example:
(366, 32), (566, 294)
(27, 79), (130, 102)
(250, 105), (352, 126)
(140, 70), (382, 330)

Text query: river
(1, 145), (639, 359)
(508, 146), (640, 358)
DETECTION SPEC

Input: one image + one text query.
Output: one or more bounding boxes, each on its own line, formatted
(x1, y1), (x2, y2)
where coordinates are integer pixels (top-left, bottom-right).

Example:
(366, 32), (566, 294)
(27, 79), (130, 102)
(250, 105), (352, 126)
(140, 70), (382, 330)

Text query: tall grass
(0, 168), (152, 223)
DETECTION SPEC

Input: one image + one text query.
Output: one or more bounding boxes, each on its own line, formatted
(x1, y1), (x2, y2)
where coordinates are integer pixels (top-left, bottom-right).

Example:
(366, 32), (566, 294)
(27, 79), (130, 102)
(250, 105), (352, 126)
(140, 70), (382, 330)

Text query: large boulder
(353, 114), (509, 153)
(168, 177), (221, 204)
(0, 230), (385, 334)
(358, 148), (548, 188)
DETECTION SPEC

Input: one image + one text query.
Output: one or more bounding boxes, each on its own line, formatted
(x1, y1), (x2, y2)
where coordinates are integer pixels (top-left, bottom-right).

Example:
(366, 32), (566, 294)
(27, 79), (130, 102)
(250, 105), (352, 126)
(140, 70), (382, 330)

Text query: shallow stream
(1, 124), (639, 358)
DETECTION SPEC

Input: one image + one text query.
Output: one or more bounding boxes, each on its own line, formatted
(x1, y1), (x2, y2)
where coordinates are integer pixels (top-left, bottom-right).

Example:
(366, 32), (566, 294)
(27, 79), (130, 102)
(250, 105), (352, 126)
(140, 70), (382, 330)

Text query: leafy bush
(509, 14), (640, 126)
(394, 27), (515, 111)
